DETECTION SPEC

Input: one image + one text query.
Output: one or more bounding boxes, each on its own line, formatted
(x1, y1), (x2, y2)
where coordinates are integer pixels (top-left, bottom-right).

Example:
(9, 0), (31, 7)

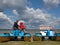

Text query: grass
(0, 41), (60, 45)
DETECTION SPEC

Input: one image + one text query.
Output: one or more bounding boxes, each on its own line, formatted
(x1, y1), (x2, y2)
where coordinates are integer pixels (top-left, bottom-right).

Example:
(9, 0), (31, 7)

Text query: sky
(0, 0), (60, 29)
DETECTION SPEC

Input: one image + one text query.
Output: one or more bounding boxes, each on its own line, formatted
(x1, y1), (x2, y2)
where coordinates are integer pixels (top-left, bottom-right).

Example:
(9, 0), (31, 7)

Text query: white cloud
(15, 7), (57, 28)
(49, 18), (60, 29)
(0, 0), (60, 29)
(0, 0), (28, 14)
(0, 0), (28, 29)
(13, 9), (19, 15)
(2, 6), (59, 29)
(14, 7), (60, 29)
(43, 0), (60, 8)
(2, 0), (27, 8)
(0, 6), (60, 29)
(0, 12), (13, 29)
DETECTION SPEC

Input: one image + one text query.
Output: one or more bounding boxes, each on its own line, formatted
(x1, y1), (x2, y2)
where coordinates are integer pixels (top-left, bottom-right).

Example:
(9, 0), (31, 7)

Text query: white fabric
(17, 20), (24, 26)
(40, 31), (46, 36)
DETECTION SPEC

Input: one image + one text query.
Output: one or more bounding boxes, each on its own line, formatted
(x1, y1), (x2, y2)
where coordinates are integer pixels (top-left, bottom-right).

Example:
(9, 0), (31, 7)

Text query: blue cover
(24, 33), (31, 37)
(47, 30), (55, 36)
(10, 30), (25, 37)
(0, 33), (10, 36)
(56, 33), (60, 36)
(40, 30), (47, 36)
(19, 30), (24, 36)
(35, 33), (42, 36)
(10, 29), (20, 36)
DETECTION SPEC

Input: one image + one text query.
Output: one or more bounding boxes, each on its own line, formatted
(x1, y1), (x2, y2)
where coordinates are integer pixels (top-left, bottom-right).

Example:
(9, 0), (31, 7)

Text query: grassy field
(0, 41), (60, 45)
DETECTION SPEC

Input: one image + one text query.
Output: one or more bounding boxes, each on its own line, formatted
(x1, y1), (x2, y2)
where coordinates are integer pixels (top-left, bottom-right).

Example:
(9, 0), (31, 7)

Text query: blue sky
(0, 0), (60, 29)
(47, 7), (60, 17)
(28, 0), (44, 9)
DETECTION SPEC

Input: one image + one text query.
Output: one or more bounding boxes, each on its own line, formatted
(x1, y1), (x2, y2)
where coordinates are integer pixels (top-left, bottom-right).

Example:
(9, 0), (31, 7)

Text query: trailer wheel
(42, 36), (45, 41)
(10, 36), (17, 41)
(21, 36), (24, 41)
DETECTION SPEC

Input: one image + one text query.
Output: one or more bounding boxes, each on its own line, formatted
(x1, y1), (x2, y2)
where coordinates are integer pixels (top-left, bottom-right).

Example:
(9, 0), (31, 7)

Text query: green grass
(0, 41), (60, 45)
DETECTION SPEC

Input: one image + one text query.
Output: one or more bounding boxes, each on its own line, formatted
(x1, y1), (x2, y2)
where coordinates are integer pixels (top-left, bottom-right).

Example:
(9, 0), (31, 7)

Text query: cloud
(1, 0), (27, 8)
(0, 6), (60, 29)
(0, 0), (60, 29)
(13, 7), (59, 28)
(0, 12), (13, 29)
(13, 9), (19, 15)
(0, 0), (28, 29)
(24, 7), (52, 28)
(0, 0), (28, 14)
(49, 18), (60, 29)
(13, 7), (60, 29)
(43, 0), (60, 8)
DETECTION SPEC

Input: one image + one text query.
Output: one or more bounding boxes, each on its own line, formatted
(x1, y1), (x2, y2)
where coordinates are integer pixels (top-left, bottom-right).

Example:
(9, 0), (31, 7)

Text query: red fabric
(19, 22), (26, 30)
